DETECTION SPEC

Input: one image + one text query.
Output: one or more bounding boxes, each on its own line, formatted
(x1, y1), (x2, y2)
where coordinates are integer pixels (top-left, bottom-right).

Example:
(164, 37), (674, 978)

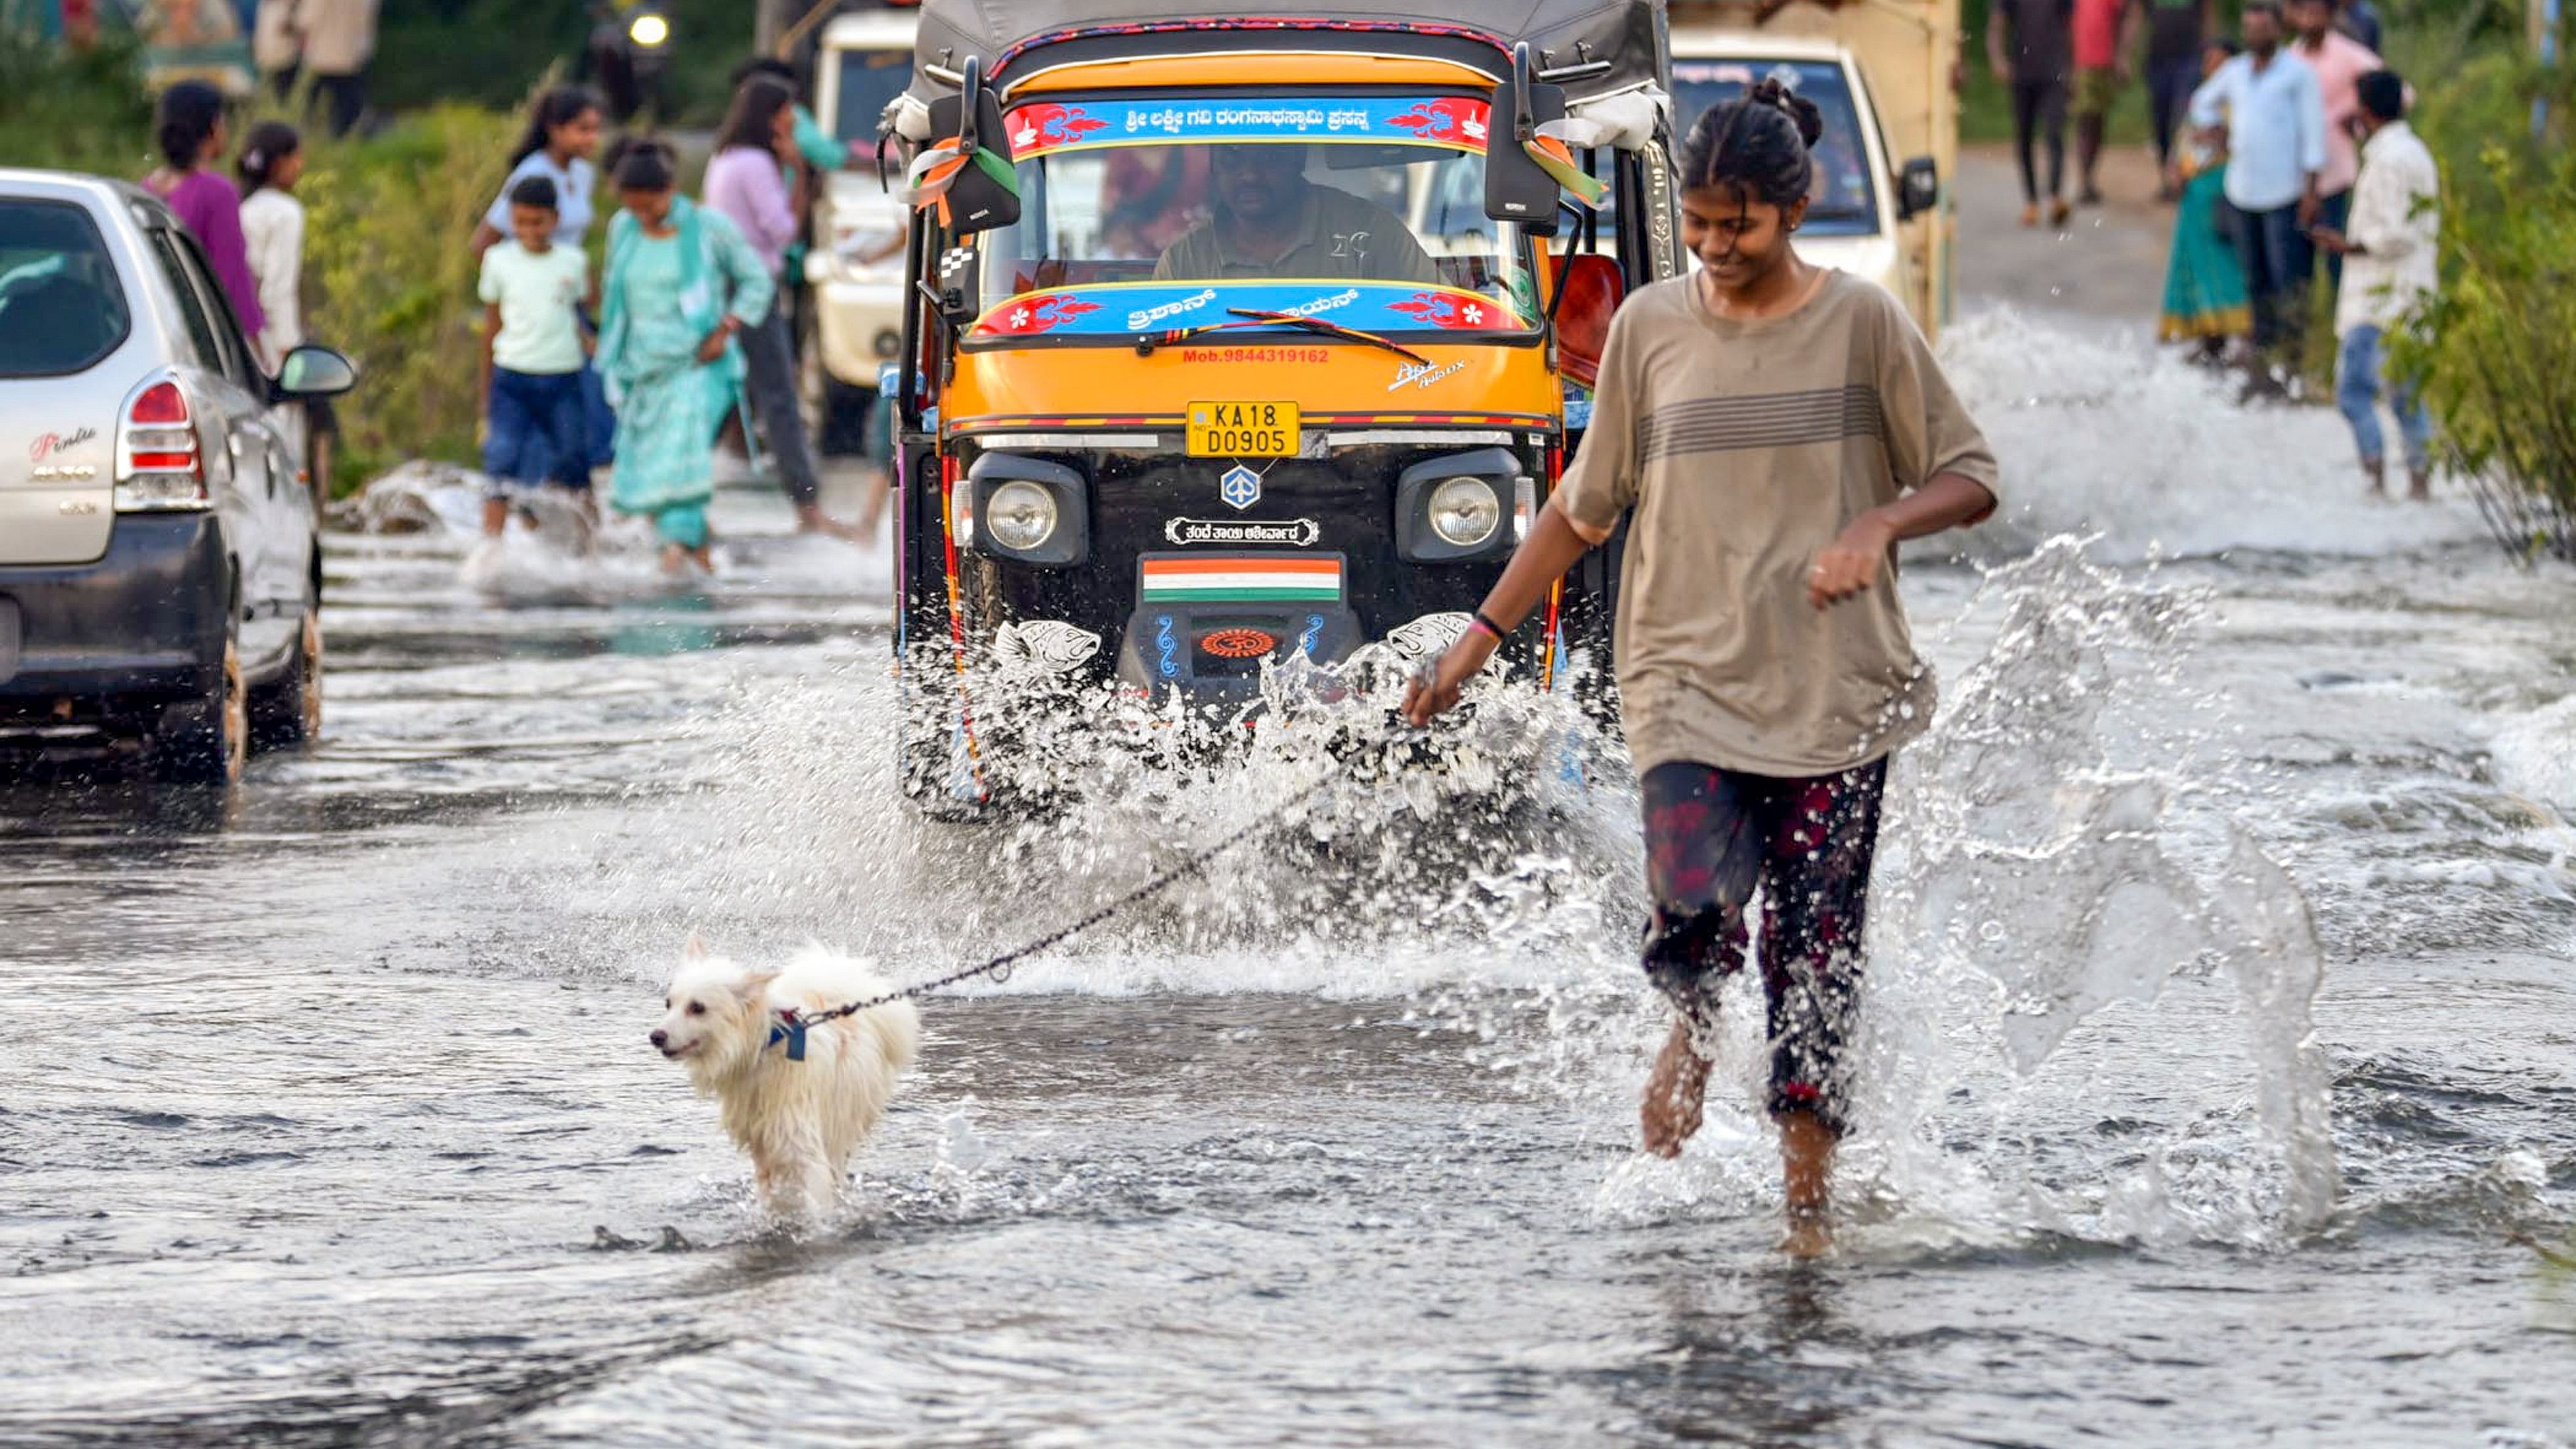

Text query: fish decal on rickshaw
(1387, 292), (1509, 330)
(979, 293), (1106, 335)
(1008, 102), (1111, 153)
(1385, 97), (1490, 148)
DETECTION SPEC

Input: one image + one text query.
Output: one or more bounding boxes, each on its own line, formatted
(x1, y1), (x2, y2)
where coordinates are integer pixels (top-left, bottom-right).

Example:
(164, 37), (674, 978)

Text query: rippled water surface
(4, 315), (2573, 1448)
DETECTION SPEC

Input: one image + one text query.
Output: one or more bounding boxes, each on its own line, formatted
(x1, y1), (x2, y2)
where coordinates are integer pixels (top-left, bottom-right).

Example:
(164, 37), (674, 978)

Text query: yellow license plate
(1186, 400), (1300, 458)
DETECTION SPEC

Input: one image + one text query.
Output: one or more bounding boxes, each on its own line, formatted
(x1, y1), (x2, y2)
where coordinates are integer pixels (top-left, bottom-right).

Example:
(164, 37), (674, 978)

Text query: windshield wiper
(1138, 308), (1429, 364)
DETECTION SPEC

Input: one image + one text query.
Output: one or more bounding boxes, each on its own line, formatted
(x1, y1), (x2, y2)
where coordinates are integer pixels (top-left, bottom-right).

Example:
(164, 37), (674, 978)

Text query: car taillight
(116, 378), (209, 511)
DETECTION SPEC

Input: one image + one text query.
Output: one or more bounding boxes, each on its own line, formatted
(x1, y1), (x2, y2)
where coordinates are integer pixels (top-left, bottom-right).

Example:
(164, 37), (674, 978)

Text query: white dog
(649, 940), (919, 1219)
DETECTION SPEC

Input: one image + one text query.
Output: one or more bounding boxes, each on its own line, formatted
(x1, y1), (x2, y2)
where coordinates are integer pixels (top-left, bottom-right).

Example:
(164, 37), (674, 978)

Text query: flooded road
(4, 316), (2573, 1448)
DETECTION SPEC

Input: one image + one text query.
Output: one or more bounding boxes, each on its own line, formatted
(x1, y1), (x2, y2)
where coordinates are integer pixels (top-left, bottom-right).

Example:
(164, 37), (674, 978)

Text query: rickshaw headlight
(987, 480), (1058, 551)
(1427, 477), (1501, 548)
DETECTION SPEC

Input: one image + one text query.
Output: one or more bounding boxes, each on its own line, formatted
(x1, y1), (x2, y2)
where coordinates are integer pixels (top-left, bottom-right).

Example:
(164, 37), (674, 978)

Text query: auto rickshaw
(880, 0), (1679, 812)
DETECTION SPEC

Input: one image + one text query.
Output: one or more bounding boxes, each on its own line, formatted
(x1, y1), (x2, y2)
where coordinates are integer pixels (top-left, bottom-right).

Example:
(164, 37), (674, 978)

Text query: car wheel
(156, 636), (247, 785)
(249, 609), (322, 748)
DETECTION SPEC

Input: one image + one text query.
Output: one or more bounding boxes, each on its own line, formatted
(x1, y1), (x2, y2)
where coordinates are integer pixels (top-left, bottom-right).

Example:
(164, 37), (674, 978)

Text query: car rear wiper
(1138, 308), (1429, 364)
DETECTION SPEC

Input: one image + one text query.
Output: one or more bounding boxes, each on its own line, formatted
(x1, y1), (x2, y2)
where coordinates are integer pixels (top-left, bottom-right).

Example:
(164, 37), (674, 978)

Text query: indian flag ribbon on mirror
(1527, 121), (1610, 207)
(907, 135), (1020, 226)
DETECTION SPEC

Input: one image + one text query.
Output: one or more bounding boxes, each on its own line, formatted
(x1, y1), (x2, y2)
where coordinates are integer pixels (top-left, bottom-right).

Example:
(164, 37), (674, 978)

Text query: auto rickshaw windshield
(972, 131), (1542, 335)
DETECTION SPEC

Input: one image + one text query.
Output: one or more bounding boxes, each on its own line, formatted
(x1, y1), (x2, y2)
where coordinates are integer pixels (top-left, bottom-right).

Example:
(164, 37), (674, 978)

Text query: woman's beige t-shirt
(1556, 270), (2000, 778)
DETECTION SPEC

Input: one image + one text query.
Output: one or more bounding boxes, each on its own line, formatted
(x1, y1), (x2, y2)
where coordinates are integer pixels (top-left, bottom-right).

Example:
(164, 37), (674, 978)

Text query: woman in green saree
(2158, 39), (2251, 359)
(595, 144), (776, 573)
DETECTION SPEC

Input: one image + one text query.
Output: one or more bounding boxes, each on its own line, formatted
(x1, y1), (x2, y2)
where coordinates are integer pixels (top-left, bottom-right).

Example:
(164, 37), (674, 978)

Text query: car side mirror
(924, 56), (1019, 235)
(1486, 43), (1570, 238)
(1897, 156), (1941, 221)
(273, 344), (357, 400)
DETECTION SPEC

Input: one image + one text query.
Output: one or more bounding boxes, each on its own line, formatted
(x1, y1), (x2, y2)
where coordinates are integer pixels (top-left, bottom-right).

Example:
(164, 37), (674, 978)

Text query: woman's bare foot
(1778, 1112), (1837, 1257)
(1641, 1017), (1712, 1157)
(659, 543), (687, 575)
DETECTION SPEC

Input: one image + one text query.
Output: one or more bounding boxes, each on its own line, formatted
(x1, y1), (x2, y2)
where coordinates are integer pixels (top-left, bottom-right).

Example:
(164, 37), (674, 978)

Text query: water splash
(1938, 309), (2489, 561)
(1595, 539), (2340, 1247)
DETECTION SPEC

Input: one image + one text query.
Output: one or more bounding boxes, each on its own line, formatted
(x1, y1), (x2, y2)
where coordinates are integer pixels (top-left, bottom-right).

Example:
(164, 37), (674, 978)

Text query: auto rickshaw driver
(1150, 143), (1438, 284)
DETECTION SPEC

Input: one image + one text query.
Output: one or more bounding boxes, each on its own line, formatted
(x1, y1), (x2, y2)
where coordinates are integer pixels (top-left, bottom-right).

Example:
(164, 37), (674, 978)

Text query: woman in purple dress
(145, 80), (267, 352)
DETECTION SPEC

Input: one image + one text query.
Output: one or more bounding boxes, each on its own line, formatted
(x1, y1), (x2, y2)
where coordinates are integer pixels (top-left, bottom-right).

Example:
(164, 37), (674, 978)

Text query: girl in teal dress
(594, 144), (775, 573)
(2158, 39), (2251, 358)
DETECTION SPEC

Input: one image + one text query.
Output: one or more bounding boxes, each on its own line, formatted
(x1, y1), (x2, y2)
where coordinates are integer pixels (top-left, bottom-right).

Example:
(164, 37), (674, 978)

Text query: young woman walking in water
(593, 143), (775, 574)
(1403, 81), (2002, 1255)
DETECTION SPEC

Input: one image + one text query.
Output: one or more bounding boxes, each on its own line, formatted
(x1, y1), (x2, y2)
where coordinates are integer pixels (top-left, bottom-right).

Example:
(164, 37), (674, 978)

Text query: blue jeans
(2229, 202), (2308, 354)
(2336, 325), (2432, 472)
(484, 367), (590, 495)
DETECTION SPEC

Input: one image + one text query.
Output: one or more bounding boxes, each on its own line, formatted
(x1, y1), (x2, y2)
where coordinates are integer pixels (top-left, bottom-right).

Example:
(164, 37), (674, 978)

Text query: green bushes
(293, 106), (518, 486)
(2388, 39), (2576, 563)
(0, 35), (518, 490)
(0, 32), (152, 177)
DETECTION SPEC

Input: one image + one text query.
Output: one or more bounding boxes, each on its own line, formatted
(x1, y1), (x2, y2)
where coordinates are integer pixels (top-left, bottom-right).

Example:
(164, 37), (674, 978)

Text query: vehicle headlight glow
(986, 480), (1058, 552)
(627, 11), (668, 47)
(1427, 476), (1501, 548)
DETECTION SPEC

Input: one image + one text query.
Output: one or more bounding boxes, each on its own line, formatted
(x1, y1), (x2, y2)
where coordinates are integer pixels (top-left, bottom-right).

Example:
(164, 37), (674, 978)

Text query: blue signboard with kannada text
(974, 282), (1524, 339)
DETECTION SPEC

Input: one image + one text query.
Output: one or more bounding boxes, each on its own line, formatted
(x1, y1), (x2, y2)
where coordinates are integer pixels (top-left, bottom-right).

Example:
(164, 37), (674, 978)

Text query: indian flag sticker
(1140, 553), (1344, 605)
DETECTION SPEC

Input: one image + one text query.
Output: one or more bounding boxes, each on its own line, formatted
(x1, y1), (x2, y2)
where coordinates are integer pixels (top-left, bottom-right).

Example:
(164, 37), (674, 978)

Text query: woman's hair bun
(1744, 77), (1826, 149)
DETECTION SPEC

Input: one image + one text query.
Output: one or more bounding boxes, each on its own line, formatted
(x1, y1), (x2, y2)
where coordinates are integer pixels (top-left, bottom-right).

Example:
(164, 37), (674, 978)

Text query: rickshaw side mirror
(1897, 156), (1941, 221)
(1551, 252), (1624, 389)
(926, 58), (1020, 234)
(924, 244), (981, 326)
(1485, 46), (1568, 238)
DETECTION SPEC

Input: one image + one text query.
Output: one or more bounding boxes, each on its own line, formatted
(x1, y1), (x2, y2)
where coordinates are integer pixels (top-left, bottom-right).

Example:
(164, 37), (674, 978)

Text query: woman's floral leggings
(1639, 758), (1887, 1136)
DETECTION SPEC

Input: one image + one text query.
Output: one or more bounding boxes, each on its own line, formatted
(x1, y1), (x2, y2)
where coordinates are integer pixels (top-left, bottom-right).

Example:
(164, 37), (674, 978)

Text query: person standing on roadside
(2310, 70), (2438, 500)
(733, 56), (861, 173)
(477, 177), (595, 538)
(144, 81), (266, 346)
(2189, 2), (2324, 371)
(2139, 0), (2212, 196)
(473, 87), (611, 480)
(595, 143), (775, 574)
(473, 87), (605, 256)
(250, 0), (298, 100)
(2283, 0), (2379, 293)
(236, 120), (303, 369)
(2069, 0), (2136, 205)
(290, 0), (374, 137)
(2157, 37), (2250, 358)
(237, 119), (337, 487)
(1404, 81), (2001, 1258)
(703, 74), (861, 540)
(1989, 0), (2074, 228)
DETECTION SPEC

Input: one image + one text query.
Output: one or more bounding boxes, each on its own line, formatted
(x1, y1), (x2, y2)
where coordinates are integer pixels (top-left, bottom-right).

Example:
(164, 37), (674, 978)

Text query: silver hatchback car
(0, 169), (356, 783)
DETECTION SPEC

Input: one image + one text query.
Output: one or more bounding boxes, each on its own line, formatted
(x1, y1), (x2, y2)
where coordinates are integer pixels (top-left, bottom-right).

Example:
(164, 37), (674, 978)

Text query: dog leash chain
(793, 766), (1354, 1027)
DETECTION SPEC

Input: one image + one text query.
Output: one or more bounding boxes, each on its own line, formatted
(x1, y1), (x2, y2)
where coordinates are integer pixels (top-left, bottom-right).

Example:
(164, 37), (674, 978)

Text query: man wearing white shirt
(2311, 70), (2439, 499)
(2189, 1), (2326, 362)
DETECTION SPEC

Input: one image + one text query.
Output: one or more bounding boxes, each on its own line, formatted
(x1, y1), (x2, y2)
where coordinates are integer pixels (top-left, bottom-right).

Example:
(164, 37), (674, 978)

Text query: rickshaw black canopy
(903, 0), (1667, 108)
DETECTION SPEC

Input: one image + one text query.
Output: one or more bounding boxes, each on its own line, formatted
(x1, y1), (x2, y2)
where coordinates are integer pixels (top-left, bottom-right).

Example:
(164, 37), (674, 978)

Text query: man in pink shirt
(2069, 0), (2137, 204)
(2285, 0), (2380, 291)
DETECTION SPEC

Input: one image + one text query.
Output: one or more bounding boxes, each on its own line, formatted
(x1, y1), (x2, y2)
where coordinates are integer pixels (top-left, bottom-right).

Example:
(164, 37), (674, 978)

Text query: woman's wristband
(1468, 609), (1511, 643)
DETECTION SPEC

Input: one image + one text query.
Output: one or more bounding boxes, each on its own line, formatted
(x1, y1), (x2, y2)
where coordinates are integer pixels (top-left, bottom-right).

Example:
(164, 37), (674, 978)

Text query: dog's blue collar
(765, 1012), (807, 1062)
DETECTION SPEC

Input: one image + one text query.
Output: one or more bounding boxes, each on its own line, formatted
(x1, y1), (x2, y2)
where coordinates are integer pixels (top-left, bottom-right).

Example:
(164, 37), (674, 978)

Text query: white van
(801, 7), (918, 444)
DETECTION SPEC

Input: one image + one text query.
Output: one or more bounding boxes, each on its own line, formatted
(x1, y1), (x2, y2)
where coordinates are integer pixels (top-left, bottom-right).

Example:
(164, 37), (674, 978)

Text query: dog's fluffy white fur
(650, 941), (918, 1219)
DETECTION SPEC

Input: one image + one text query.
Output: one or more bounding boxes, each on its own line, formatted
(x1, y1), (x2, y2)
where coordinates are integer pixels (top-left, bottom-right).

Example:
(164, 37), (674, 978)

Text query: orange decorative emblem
(1199, 628), (1277, 659)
